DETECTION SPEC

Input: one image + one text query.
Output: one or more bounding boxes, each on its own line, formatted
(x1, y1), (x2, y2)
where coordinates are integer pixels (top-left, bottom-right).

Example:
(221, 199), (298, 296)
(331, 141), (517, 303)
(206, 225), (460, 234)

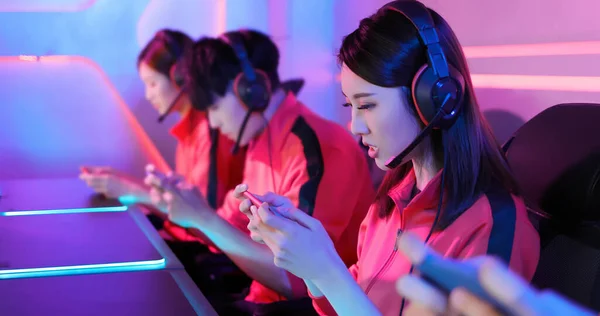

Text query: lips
(363, 141), (379, 159)
(368, 146), (378, 159)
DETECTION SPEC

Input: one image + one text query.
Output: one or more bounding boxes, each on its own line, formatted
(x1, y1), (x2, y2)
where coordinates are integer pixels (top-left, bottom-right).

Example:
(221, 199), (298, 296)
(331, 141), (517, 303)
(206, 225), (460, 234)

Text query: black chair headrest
(280, 78), (305, 96)
(503, 103), (600, 223)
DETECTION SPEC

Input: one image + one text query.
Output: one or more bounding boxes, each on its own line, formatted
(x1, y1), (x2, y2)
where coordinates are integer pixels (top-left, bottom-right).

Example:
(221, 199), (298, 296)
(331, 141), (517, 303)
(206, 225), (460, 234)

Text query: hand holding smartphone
(398, 232), (510, 314)
(243, 191), (282, 217)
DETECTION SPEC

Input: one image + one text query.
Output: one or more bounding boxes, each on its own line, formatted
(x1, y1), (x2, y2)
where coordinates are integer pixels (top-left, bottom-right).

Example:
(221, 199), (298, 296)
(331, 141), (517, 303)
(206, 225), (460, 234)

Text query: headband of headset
(220, 33), (272, 112)
(385, 0), (465, 129)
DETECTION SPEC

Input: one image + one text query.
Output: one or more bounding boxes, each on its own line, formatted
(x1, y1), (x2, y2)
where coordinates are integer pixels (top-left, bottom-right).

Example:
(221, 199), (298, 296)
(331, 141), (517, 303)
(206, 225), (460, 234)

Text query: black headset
(220, 32), (272, 113)
(220, 32), (273, 153)
(380, 2), (465, 314)
(158, 30), (186, 87)
(384, 0), (466, 169)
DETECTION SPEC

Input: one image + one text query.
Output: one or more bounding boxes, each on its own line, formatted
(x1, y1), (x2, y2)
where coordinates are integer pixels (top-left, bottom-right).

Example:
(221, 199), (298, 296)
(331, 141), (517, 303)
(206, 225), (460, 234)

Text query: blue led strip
(0, 206), (168, 278)
(0, 258), (167, 279)
(0, 206), (128, 216)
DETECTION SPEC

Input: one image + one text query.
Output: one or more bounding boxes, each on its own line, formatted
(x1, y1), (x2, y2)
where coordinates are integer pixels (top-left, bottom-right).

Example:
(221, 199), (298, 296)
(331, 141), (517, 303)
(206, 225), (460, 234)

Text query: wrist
(310, 255), (348, 291)
(304, 279), (324, 298)
(192, 205), (218, 228)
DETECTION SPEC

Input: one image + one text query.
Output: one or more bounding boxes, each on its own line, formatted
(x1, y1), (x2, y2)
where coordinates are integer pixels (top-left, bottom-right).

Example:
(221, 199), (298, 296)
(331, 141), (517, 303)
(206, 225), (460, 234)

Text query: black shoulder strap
(484, 186), (517, 264)
(206, 127), (219, 209)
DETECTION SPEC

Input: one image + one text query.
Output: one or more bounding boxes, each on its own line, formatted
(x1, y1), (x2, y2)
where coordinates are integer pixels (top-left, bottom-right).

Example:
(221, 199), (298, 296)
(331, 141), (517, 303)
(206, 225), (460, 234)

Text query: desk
(0, 270), (216, 315)
(0, 58), (212, 314)
(0, 192), (217, 315)
(0, 178), (122, 213)
(0, 206), (176, 278)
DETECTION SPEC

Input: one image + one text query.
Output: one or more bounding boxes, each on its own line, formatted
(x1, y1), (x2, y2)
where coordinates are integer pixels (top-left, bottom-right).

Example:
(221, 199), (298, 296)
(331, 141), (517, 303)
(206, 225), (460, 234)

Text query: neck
(250, 88), (287, 136)
(262, 88), (287, 122)
(411, 150), (442, 192)
(175, 95), (192, 117)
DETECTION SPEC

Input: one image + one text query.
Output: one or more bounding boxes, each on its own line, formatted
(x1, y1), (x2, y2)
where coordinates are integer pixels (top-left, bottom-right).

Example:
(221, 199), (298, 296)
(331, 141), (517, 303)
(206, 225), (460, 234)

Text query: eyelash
(342, 103), (374, 110)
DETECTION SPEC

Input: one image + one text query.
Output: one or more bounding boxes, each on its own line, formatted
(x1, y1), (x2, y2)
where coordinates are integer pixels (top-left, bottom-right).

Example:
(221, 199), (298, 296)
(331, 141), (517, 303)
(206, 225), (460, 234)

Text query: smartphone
(416, 253), (510, 314)
(243, 191), (263, 207)
(243, 191), (281, 216)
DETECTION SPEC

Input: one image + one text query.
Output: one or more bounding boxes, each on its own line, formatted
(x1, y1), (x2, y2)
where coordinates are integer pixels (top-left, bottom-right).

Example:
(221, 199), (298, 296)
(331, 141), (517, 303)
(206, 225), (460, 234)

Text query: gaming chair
(503, 103), (600, 311)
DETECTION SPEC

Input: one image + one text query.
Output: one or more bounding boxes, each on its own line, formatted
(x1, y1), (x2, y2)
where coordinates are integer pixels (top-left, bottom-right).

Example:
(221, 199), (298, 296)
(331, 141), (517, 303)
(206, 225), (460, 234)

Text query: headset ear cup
(233, 70), (272, 113)
(412, 64), (465, 128)
(169, 61), (185, 88)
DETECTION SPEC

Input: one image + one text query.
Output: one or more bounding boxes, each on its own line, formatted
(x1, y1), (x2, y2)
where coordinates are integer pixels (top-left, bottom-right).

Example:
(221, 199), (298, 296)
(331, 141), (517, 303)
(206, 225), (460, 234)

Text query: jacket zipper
(364, 229), (403, 295)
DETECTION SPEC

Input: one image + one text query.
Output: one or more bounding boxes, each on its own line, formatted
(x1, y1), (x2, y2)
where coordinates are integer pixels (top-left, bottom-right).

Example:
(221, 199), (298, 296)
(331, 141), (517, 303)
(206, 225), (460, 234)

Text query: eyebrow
(341, 92), (376, 99)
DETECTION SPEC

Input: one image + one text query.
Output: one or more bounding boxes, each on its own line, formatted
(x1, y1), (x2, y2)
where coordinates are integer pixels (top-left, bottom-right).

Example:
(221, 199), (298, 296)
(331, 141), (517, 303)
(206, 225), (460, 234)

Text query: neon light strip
(464, 41), (600, 58)
(216, 0), (227, 34)
(0, 0), (97, 13)
(0, 258), (166, 280)
(0, 206), (128, 216)
(470, 74), (600, 92)
(334, 72), (600, 92)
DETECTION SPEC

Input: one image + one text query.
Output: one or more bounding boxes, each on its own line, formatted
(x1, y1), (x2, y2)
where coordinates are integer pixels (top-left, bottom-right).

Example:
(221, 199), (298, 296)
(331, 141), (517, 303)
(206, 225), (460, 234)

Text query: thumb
(165, 172), (185, 185)
(277, 207), (318, 230)
(256, 203), (294, 232)
(261, 192), (291, 207)
(233, 184), (249, 199)
(478, 258), (539, 315)
(145, 164), (156, 173)
(160, 177), (180, 194)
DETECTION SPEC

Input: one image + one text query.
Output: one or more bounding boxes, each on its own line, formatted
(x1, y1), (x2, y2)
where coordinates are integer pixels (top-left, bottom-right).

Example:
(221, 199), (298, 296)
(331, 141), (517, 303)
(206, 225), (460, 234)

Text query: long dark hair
(338, 2), (519, 230)
(137, 29), (193, 79)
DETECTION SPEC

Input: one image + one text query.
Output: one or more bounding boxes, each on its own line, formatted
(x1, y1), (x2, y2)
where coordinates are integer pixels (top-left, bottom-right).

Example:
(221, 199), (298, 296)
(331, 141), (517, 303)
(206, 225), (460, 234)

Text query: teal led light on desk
(0, 206), (168, 279)
(0, 258), (167, 279)
(0, 205), (127, 216)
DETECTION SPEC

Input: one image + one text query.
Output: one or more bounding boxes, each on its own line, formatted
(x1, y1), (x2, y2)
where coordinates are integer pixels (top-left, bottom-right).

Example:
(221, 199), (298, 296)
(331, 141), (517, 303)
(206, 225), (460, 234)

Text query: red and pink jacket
(311, 169), (540, 316)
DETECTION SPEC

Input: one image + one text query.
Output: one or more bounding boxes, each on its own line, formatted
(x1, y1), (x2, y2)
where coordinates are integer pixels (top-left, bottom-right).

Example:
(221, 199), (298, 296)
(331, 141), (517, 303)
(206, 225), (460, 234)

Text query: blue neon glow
(118, 195), (138, 205)
(0, 206), (127, 216)
(0, 258), (166, 279)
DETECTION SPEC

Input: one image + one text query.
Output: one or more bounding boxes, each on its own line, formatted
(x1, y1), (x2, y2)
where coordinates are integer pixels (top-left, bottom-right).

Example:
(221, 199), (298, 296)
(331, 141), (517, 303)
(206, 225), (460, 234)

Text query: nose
(144, 88), (152, 102)
(350, 110), (369, 136)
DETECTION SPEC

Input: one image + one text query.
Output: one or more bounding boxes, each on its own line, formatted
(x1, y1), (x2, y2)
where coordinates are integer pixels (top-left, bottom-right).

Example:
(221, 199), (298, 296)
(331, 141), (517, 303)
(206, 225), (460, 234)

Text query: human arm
(248, 204), (381, 316)
(395, 232), (597, 316)
(143, 168), (295, 297)
(79, 166), (154, 204)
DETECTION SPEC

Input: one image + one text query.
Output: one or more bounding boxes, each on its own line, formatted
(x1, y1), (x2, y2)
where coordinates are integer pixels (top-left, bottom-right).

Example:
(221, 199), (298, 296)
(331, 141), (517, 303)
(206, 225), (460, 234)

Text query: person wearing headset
(79, 29), (246, 245)
(145, 29), (375, 315)
(232, 1), (540, 315)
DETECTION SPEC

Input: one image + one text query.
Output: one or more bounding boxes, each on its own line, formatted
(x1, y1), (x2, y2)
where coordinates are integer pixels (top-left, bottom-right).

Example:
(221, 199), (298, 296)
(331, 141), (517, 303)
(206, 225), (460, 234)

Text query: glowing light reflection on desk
(0, 206), (168, 279)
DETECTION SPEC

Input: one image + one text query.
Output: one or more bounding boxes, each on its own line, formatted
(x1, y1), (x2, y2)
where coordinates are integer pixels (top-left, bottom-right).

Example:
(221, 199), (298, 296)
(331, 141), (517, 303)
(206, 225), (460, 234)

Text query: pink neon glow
(0, 0), (96, 12)
(334, 72), (600, 92)
(463, 41), (600, 58)
(471, 74), (600, 92)
(216, 0), (227, 34)
(18, 55), (38, 61)
(0, 55), (172, 174)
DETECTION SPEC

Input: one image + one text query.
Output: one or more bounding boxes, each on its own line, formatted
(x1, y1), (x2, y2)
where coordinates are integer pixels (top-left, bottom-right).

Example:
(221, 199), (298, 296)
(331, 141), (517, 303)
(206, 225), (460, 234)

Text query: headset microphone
(157, 86), (187, 123)
(385, 93), (453, 169)
(219, 32), (272, 154)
